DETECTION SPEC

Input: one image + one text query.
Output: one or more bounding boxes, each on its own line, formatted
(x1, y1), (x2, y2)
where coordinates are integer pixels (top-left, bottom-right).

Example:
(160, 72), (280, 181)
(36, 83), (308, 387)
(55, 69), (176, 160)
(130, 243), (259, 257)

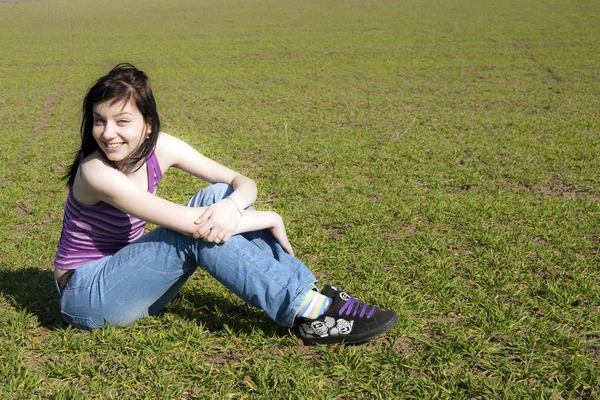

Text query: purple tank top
(54, 151), (163, 270)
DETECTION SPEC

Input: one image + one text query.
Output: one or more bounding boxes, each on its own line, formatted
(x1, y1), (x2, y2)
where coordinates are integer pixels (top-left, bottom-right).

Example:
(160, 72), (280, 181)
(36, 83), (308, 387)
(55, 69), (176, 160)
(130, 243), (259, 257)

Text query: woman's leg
(59, 226), (197, 329)
(60, 184), (317, 329)
(187, 183), (312, 284)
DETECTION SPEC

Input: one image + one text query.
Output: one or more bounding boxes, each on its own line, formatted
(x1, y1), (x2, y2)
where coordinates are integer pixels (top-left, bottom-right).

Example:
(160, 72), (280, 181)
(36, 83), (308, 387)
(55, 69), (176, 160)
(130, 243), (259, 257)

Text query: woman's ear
(145, 120), (152, 137)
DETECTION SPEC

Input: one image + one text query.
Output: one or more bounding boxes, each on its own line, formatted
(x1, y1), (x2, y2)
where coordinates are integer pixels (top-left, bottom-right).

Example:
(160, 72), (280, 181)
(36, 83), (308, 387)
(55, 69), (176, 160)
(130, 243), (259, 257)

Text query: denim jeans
(59, 183), (317, 329)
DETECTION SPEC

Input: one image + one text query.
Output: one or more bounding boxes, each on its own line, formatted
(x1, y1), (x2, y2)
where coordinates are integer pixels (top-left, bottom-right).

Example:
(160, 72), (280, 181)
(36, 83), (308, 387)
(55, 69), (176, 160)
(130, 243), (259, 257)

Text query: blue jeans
(59, 183), (317, 329)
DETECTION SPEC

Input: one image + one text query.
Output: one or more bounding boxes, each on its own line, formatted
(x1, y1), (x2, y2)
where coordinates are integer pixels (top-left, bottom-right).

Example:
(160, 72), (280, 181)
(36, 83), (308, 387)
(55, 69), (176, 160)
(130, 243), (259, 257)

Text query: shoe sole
(298, 312), (399, 345)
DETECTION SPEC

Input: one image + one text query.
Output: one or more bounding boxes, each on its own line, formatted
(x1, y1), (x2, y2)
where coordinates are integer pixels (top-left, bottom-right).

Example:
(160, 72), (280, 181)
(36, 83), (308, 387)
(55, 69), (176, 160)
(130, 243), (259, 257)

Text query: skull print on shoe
(295, 285), (399, 345)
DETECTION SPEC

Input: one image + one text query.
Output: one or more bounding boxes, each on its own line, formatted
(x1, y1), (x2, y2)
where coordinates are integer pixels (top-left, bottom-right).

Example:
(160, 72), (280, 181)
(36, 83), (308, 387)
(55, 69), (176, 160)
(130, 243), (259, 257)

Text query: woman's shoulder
(80, 150), (112, 173)
(77, 151), (122, 188)
(155, 131), (182, 148)
(72, 151), (117, 205)
(154, 131), (195, 167)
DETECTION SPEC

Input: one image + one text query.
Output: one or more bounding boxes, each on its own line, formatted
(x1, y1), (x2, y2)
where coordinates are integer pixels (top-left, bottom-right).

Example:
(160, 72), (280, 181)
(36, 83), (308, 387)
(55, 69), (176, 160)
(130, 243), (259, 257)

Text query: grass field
(1, 0), (599, 398)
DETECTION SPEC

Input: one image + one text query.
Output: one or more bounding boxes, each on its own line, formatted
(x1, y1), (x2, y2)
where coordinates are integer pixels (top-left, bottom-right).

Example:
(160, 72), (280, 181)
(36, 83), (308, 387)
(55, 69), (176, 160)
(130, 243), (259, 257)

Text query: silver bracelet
(226, 196), (243, 216)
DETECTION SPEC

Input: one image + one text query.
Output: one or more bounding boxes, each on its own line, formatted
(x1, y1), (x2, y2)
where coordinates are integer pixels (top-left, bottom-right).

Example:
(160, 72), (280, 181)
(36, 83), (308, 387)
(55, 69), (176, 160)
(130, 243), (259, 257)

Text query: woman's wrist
(267, 211), (284, 230)
(225, 196), (243, 216)
(234, 210), (280, 234)
(229, 175), (257, 211)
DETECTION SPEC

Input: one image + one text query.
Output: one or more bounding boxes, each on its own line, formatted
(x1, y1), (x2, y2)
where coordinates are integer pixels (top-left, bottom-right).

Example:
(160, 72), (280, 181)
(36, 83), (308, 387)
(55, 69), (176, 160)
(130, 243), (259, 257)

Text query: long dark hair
(64, 63), (161, 187)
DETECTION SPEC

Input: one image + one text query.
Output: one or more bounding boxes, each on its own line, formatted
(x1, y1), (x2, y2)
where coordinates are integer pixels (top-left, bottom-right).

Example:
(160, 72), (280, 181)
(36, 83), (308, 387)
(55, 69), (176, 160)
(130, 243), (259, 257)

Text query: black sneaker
(295, 285), (399, 345)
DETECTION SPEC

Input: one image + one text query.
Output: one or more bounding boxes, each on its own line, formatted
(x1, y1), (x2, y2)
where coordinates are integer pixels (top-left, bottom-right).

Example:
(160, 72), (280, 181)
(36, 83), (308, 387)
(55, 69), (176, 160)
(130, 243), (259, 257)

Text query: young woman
(54, 63), (398, 345)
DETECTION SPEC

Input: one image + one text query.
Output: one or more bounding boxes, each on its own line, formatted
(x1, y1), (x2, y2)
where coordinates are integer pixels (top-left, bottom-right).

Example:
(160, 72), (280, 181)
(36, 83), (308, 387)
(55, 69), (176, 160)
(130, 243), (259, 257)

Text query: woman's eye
(118, 120), (129, 125)
(94, 119), (104, 125)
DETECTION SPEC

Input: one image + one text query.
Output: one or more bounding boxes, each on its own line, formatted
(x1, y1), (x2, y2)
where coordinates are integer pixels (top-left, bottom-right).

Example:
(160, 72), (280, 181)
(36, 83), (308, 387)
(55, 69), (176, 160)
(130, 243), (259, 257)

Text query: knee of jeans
(187, 183), (234, 207)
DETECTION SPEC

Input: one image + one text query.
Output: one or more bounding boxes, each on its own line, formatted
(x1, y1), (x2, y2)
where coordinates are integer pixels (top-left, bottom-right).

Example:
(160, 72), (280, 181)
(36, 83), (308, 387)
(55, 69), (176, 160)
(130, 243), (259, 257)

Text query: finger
(198, 232), (211, 241)
(207, 228), (221, 242)
(272, 230), (293, 255)
(198, 222), (212, 234)
(222, 231), (233, 243)
(284, 242), (294, 256)
(198, 232), (212, 242)
(195, 218), (210, 228)
(213, 231), (227, 244)
(195, 207), (214, 224)
(195, 224), (212, 239)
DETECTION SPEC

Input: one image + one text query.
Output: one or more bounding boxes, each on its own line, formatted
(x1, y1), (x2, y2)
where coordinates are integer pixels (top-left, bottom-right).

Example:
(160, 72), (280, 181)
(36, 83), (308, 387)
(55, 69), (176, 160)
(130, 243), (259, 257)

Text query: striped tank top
(54, 151), (163, 270)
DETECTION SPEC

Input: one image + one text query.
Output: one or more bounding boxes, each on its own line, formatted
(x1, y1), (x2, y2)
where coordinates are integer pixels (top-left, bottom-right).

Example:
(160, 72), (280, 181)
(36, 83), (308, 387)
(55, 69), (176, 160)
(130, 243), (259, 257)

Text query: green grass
(1, 0), (599, 398)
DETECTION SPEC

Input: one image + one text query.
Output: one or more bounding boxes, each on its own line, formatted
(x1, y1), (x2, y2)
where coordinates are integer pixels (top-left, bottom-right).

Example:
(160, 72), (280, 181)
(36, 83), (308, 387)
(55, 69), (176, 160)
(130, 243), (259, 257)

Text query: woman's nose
(101, 122), (117, 139)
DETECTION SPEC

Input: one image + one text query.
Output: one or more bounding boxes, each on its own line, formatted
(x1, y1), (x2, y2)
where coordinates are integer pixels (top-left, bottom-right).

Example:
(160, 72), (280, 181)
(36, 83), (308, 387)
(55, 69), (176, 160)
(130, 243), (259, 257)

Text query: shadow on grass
(164, 290), (288, 338)
(0, 266), (286, 337)
(0, 266), (63, 328)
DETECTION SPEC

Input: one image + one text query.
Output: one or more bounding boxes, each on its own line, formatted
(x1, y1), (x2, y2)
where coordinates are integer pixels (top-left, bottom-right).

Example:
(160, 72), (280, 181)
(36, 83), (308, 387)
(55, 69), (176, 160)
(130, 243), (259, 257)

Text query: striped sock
(296, 290), (333, 319)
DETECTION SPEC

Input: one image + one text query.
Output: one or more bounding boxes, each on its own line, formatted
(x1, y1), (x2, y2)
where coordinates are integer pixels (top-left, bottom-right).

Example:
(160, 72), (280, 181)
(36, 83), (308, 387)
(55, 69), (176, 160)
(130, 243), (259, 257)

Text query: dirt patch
(354, 174), (373, 185)
(324, 224), (345, 240)
(517, 175), (599, 201)
(33, 81), (65, 140)
(56, 85), (78, 141)
(584, 340), (600, 361)
(377, 264), (399, 274)
(526, 182), (595, 200)
(53, 161), (66, 175)
(519, 234), (549, 246)
(160, 111), (175, 131)
(495, 152), (515, 160)
(365, 192), (382, 202)
(27, 351), (61, 372)
(304, 160), (325, 172)
(448, 245), (472, 257)
(158, 96), (177, 132)
(295, 341), (325, 360)
(388, 224), (417, 241)
(204, 348), (247, 368)
(530, 265), (565, 281)
(14, 201), (34, 217)
(454, 275), (478, 288)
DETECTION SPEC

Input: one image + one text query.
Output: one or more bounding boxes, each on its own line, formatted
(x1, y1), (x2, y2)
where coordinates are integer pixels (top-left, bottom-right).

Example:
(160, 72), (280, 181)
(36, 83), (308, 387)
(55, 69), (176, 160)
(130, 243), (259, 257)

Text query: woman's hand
(269, 214), (294, 256)
(194, 204), (294, 256)
(193, 198), (242, 243)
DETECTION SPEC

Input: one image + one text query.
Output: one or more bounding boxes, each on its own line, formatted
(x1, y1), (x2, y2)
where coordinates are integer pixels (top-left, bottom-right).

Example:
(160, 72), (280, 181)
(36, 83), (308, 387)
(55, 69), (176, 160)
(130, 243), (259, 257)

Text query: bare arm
(77, 143), (292, 252)
(157, 132), (257, 209)
(78, 157), (288, 246)
(156, 133), (261, 242)
(76, 133), (292, 252)
(77, 157), (207, 236)
(200, 209), (293, 255)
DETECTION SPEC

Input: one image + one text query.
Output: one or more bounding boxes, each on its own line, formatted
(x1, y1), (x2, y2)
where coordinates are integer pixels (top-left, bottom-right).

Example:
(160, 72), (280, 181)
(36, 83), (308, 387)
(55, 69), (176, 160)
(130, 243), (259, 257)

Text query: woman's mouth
(105, 142), (124, 149)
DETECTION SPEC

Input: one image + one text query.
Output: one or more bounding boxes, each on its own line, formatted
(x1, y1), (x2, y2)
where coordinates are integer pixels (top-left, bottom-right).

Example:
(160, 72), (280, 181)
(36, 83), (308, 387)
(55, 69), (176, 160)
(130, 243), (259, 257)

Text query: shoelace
(339, 296), (376, 319)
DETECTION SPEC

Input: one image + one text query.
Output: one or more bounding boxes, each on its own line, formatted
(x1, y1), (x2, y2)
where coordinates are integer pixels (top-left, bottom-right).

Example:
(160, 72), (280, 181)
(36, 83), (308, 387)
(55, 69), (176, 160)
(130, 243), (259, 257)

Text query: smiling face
(92, 99), (151, 169)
